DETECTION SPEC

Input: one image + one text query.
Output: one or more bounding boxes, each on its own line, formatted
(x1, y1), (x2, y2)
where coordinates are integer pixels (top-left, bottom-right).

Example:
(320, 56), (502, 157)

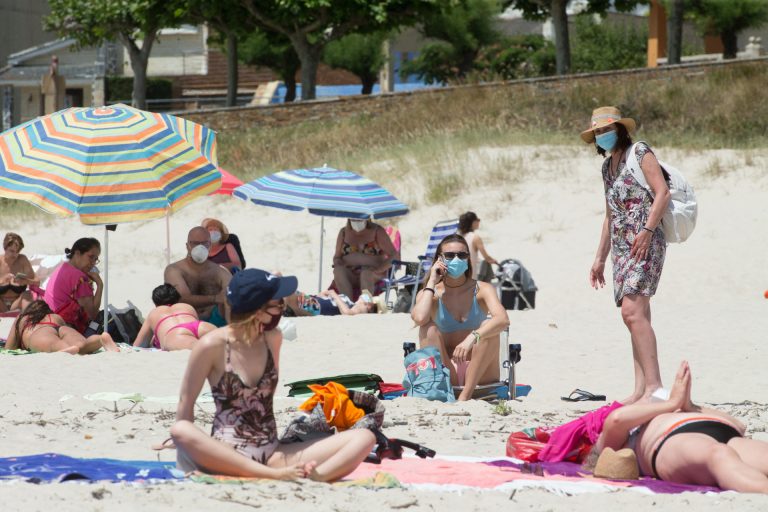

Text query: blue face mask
(444, 256), (468, 278)
(595, 130), (618, 151)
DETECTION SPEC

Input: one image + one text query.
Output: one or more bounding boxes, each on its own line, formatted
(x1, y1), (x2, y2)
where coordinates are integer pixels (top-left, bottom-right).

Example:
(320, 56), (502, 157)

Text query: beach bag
(627, 141), (697, 243)
(55, 277), (89, 333)
(403, 346), (455, 402)
(106, 302), (143, 344)
(506, 427), (552, 462)
(285, 374), (384, 398)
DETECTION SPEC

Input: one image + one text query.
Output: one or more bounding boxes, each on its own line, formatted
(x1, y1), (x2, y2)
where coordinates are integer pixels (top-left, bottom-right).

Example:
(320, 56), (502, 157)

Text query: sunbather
(411, 234), (510, 401)
(5, 300), (119, 354)
(588, 361), (768, 493)
(171, 269), (375, 481)
(332, 218), (397, 299)
(133, 284), (216, 350)
(1, 232), (37, 312)
(285, 288), (378, 316)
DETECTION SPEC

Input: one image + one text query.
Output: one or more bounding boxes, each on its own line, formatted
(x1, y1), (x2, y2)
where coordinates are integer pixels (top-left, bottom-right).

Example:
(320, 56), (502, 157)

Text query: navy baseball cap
(226, 269), (298, 314)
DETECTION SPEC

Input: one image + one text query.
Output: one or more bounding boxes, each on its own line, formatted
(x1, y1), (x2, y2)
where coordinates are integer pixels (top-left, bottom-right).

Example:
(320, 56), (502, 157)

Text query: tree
(402, 0), (504, 83)
(185, 0), (252, 107)
(505, 0), (645, 75)
(571, 14), (647, 72)
(664, 0), (686, 65)
(242, 0), (451, 100)
(324, 32), (388, 95)
(239, 29), (301, 102)
(689, 0), (768, 59)
(45, 0), (186, 109)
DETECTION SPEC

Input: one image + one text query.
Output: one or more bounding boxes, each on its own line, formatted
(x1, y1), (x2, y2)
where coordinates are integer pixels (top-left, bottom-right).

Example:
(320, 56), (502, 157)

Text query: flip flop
(561, 389), (606, 402)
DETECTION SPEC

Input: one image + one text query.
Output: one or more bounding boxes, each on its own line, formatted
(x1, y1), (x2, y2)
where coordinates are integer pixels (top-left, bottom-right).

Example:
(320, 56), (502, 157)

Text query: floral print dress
(602, 142), (666, 306)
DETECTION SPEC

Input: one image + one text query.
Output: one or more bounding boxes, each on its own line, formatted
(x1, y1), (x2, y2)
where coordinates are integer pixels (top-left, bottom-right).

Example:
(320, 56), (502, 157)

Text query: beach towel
(0, 453), (181, 483)
(285, 374), (384, 398)
(539, 401), (623, 462)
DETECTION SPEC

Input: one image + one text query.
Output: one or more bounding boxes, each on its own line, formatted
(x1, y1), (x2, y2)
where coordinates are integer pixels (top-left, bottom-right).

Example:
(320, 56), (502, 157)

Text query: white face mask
(350, 220), (367, 232)
(209, 230), (222, 244)
(190, 244), (209, 264)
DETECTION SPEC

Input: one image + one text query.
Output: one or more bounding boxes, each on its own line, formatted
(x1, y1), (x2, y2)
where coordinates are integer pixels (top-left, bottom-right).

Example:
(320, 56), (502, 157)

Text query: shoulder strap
(626, 141), (655, 198)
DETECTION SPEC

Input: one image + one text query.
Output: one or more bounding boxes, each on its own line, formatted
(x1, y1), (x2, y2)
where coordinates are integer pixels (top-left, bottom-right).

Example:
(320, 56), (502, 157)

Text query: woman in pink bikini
(170, 269), (375, 481)
(5, 300), (119, 353)
(133, 284), (216, 350)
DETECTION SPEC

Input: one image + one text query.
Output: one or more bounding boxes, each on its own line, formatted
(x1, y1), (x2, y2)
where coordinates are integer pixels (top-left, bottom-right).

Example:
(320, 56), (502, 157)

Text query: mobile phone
(14, 272), (27, 279)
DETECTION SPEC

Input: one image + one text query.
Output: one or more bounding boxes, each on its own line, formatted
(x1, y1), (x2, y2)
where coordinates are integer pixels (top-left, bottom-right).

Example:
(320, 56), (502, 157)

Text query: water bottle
(403, 342), (416, 358)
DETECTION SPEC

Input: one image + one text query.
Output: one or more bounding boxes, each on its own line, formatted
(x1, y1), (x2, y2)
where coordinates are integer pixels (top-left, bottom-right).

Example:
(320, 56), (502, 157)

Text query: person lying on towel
(411, 234), (510, 401)
(170, 269), (375, 481)
(133, 284), (216, 350)
(5, 300), (119, 353)
(586, 361), (768, 493)
(284, 288), (378, 317)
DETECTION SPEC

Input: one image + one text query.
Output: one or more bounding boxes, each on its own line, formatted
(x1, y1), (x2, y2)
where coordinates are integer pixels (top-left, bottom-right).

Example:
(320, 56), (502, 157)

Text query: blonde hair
(228, 310), (262, 344)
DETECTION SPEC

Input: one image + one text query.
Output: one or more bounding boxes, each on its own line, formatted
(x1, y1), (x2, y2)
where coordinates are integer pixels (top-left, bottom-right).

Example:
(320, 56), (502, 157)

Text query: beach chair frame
(383, 218), (459, 312)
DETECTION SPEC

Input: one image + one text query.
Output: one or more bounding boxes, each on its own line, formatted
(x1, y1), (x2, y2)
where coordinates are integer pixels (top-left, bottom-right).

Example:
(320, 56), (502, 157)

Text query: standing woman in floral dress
(583, 107), (671, 404)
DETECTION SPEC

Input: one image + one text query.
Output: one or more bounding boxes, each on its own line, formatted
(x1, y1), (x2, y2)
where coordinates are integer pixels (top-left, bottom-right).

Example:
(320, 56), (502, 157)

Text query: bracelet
(423, 287), (435, 295)
(642, 226), (654, 234)
(470, 330), (481, 345)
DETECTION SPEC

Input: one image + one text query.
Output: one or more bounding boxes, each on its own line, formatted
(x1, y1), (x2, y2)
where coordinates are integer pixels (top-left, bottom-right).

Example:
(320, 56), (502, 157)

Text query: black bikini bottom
(651, 420), (741, 478)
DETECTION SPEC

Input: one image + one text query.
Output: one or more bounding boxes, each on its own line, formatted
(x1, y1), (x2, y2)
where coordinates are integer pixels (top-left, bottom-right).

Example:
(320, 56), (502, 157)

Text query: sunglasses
(442, 251), (469, 260)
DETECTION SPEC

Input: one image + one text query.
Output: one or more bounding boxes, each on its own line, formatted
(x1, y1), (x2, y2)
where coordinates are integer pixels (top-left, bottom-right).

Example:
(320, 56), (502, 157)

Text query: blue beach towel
(0, 453), (182, 483)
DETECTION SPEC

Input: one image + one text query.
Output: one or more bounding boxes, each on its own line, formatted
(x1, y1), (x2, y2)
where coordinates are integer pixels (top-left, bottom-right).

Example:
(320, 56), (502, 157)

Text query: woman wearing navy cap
(171, 268), (375, 481)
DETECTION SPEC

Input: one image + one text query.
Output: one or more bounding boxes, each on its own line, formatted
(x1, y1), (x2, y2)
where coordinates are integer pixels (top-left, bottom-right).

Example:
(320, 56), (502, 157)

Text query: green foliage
(473, 35), (556, 80)
(105, 76), (172, 102)
(324, 32), (388, 93)
(239, 29), (300, 101)
(400, 0), (505, 84)
(570, 14), (648, 72)
(688, 0), (768, 35)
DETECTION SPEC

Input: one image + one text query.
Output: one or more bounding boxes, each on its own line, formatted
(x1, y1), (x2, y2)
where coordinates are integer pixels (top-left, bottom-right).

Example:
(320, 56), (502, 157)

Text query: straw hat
(580, 106), (636, 143)
(593, 447), (639, 480)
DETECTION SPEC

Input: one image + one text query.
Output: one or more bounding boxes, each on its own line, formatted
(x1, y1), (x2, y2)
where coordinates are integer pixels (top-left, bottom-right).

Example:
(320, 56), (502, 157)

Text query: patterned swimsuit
(602, 142), (667, 306)
(210, 341), (279, 463)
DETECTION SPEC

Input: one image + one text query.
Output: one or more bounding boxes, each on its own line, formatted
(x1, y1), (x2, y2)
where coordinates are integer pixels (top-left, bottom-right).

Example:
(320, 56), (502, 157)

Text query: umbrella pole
(318, 217), (325, 293)
(165, 211), (171, 266)
(103, 226), (109, 332)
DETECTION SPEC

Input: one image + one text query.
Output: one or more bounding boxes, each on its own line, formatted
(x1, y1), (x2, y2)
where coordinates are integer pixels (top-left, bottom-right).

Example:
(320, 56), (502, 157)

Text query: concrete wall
(176, 57), (768, 132)
(0, 0), (55, 67)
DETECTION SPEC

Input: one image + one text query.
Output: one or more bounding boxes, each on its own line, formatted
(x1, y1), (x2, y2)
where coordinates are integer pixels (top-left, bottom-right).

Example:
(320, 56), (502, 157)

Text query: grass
(3, 62), (767, 220)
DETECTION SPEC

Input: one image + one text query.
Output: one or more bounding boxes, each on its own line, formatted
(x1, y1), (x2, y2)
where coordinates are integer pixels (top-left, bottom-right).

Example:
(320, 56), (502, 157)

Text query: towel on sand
(0, 453), (181, 482)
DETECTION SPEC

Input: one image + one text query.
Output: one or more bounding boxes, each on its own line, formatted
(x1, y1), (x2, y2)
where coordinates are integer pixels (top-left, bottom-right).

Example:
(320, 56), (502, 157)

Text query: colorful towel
(0, 453), (182, 483)
(0, 348), (31, 355)
(345, 456), (722, 495)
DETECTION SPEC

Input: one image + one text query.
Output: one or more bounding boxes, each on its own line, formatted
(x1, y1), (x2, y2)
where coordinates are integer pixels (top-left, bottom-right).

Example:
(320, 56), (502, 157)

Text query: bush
(571, 14), (648, 73)
(472, 35), (556, 81)
(105, 76), (173, 103)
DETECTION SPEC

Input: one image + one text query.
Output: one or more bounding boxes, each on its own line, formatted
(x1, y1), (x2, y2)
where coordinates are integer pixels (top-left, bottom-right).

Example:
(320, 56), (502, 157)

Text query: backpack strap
(625, 141), (655, 198)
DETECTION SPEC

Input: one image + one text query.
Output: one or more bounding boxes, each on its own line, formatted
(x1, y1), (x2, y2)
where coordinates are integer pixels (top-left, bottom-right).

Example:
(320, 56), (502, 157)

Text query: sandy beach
(1, 144), (767, 510)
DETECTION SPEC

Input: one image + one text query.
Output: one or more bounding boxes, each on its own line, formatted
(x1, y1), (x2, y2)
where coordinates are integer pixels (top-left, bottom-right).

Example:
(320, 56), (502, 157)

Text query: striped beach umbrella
(0, 103), (221, 224)
(0, 104), (221, 328)
(234, 166), (408, 290)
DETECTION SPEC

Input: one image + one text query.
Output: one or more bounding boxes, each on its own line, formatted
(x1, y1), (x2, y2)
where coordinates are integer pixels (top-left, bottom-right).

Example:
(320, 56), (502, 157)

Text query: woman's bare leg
(333, 266), (356, 298)
(59, 326), (102, 354)
(656, 435), (768, 493)
(728, 437), (768, 477)
(25, 332), (76, 353)
(419, 320), (457, 384)
(270, 429), (376, 482)
(621, 295), (662, 401)
(458, 325), (501, 401)
(359, 269), (378, 295)
(170, 420), (276, 477)
(98, 332), (119, 352)
(11, 291), (33, 312)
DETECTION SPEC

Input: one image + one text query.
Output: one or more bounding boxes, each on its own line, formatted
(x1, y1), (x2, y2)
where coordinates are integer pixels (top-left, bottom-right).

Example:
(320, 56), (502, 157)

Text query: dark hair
(3, 232), (24, 251)
(431, 234), (472, 281)
(14, 300), (53, 342)
(152, 283), (181, 306)
(458, 212), (479, 235)
(65, 237), (100, 259)
(596, 123), (633, 157)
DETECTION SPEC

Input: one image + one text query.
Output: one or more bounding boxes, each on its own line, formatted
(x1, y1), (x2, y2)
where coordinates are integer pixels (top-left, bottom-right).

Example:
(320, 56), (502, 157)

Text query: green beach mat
(285, 373), (383, 398)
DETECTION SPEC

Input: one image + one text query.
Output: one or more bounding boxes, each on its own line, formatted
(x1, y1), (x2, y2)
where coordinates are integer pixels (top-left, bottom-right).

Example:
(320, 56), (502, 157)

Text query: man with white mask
(164, 227), (232, 326)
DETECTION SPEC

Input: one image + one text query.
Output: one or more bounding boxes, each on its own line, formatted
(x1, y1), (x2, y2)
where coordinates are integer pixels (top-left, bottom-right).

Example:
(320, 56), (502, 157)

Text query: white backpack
(626, 142), (698, 243)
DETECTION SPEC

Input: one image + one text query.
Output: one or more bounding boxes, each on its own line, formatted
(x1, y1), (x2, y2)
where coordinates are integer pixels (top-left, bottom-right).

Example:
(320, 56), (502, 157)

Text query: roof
(7, 38), (77, 66)
(0, 63), (104, 84)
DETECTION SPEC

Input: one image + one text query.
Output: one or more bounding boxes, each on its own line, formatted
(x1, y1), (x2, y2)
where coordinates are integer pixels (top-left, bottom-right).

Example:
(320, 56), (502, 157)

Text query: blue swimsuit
(435, 285), (487, 332)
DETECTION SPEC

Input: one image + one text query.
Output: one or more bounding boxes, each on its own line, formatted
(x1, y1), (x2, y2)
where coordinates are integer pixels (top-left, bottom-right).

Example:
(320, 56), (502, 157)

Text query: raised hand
(668, 360), (691, 411)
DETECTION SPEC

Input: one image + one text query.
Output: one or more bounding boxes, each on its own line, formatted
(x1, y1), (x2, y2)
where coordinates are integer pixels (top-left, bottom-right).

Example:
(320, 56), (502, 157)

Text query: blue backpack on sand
(403, 346), (455, 402)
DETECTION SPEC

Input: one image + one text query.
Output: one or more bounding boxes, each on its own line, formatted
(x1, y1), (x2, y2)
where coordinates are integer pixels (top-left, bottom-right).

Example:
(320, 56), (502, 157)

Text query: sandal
(561, 389), (606, 402)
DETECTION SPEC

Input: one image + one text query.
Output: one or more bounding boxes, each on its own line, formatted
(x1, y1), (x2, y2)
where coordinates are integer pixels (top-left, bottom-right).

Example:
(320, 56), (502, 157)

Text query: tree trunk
(666, 0), (685, 65)
(226, 33), (239, 107)
(283, 73), (297, 102)
(123, 32), (156, 110)
(721, 29), (738, 59)
(551, 0), (571, 75)
(290, 35), (321, 100)
(360, 75), (376, 95)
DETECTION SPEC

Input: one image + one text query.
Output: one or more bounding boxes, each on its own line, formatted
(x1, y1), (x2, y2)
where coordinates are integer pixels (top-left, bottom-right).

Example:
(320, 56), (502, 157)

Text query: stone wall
(177, 57), (768, 132)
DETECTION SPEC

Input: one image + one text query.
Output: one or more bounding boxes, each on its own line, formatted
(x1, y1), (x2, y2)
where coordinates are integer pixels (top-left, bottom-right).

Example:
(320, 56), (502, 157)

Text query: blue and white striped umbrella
(232, 166), (408, 219)
(233, 166), (408, 290)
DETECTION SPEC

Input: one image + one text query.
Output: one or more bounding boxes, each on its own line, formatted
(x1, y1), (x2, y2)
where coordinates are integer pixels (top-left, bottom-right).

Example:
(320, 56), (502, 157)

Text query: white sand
(1, 144), (767, 510)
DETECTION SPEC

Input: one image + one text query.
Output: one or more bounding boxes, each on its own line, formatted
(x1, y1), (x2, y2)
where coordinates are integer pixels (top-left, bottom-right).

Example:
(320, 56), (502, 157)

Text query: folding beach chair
(382, 218), (459, 312)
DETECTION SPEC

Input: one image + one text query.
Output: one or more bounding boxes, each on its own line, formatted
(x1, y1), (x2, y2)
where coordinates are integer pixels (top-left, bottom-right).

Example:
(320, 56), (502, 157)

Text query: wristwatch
(470, 330), (481, 345)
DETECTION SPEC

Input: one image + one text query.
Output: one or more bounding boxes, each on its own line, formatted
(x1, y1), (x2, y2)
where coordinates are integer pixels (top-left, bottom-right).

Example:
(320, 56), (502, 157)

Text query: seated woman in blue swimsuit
(133, 284), (216, 350)
(589, 361), (768, 493)
(411, 234), (510, 401)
